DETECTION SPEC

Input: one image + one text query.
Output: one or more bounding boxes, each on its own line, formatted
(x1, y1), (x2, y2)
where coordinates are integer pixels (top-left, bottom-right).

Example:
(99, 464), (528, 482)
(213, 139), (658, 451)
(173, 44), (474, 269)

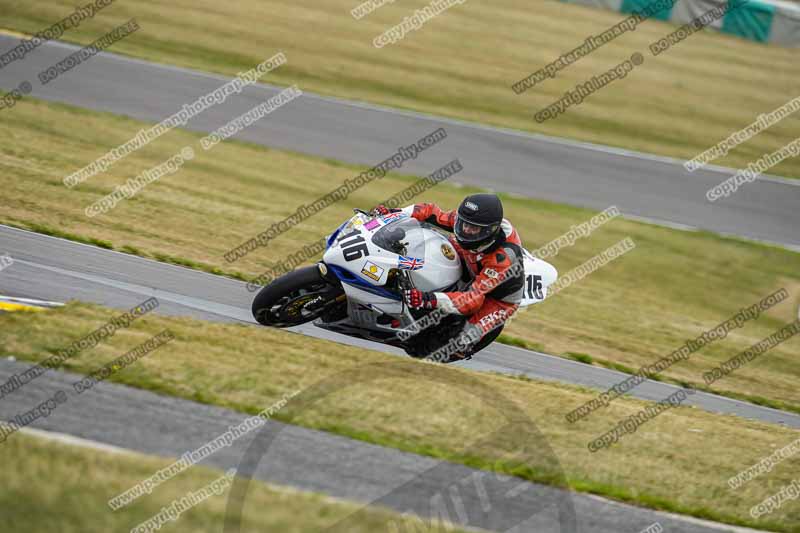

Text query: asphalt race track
(1, 34), (799, 251)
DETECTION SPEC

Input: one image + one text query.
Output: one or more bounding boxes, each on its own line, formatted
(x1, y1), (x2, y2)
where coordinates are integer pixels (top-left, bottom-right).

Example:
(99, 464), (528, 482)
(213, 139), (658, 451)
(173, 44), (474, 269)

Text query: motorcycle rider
(372, 193), (525, 361)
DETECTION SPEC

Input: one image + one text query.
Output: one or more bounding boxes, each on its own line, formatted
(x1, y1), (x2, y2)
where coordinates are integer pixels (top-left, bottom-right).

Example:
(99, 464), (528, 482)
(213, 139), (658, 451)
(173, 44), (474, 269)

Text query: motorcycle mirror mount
(390, 241), (408, 254)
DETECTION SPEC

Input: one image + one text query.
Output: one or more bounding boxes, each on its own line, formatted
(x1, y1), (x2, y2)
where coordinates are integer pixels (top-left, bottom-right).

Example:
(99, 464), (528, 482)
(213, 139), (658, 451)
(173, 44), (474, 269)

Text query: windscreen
(371, 218), (427, 260)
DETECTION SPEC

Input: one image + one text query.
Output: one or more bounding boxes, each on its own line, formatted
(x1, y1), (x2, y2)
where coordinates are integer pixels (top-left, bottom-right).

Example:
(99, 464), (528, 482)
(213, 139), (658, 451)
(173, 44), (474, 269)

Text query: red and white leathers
(401, 203), (526, 352)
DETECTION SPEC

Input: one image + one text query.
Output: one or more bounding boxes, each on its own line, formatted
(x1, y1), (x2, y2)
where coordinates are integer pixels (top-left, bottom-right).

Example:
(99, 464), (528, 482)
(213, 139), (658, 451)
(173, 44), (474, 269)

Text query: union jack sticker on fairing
(380, 212), (408, 224)
(397, 256), (424, 270)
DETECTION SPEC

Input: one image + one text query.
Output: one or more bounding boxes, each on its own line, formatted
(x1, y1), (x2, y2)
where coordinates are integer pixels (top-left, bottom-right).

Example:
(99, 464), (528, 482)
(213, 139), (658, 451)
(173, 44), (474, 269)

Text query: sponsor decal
(441, 243), (456, 260)
(380, 212), (409, 224)
(286, 295), (322, 317)
(361, 261), (385, 281)
(464, 201), (479, 211)
(479, 309), (508, 327)
(364, 219), (381, 231)
(398, 256), (425, 270)
(484, 268), (499, 279)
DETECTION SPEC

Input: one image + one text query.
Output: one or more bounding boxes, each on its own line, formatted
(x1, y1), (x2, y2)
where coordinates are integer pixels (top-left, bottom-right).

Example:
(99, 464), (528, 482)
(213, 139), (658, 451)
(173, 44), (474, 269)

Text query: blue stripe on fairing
(326, 220), (349, 249)
(328, 264), (401, 300)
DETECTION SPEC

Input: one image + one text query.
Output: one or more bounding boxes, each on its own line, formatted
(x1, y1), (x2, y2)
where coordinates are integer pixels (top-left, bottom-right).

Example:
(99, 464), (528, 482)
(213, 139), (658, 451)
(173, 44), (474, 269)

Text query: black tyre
(251, 266), (343, 327)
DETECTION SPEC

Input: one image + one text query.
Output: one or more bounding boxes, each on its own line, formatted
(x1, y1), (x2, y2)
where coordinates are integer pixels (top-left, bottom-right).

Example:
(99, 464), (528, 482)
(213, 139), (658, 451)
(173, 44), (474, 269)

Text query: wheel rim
(255, 283), (333, 327)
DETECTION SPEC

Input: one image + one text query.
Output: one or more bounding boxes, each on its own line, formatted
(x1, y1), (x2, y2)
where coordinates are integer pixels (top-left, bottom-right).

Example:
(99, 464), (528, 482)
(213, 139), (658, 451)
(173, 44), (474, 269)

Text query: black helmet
(454, 194), (503, 250)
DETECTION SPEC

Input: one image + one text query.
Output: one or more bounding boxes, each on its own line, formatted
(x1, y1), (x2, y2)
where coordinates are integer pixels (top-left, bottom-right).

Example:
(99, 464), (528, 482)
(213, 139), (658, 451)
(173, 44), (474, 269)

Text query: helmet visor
(454, 215), (498, 244)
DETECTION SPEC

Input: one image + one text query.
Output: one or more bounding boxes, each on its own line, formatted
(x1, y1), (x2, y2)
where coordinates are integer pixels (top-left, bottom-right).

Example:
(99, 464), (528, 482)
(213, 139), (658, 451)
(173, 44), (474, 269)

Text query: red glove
(371, 204), (401, 216)
(404, 288), (437, 309)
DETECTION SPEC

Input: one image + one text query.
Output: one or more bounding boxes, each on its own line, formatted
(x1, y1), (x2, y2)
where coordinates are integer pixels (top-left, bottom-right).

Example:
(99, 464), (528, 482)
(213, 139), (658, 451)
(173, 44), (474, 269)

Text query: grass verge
(0, 303), (798, 531)
(3, 430), (466, 533)
(501, 334), (800, 416)
(1, 0), (798, 177)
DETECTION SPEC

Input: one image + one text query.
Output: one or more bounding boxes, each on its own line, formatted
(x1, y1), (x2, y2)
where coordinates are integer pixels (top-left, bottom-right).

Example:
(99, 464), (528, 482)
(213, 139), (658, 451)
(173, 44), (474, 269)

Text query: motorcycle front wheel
(251, 266), (343, 327)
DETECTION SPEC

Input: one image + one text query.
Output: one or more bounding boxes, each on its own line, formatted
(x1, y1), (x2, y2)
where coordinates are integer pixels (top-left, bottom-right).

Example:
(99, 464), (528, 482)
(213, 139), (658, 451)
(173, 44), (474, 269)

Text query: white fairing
(323, 212), (460, 292)
(520, 249), (558, 307)
(409, 229), (461, 292)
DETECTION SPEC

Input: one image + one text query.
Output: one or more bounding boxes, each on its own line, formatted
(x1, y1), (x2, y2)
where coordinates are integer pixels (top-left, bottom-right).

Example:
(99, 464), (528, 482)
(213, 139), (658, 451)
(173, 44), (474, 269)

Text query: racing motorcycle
(251, 209), (557, 359)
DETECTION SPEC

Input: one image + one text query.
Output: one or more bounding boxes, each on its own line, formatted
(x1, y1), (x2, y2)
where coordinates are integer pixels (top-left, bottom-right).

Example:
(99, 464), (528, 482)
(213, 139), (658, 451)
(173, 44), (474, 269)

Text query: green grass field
(3, 430), (468, 533)
(1, 0), (798, 178)
(0, 303), (798, 531)
(1, 97), (799, 413)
